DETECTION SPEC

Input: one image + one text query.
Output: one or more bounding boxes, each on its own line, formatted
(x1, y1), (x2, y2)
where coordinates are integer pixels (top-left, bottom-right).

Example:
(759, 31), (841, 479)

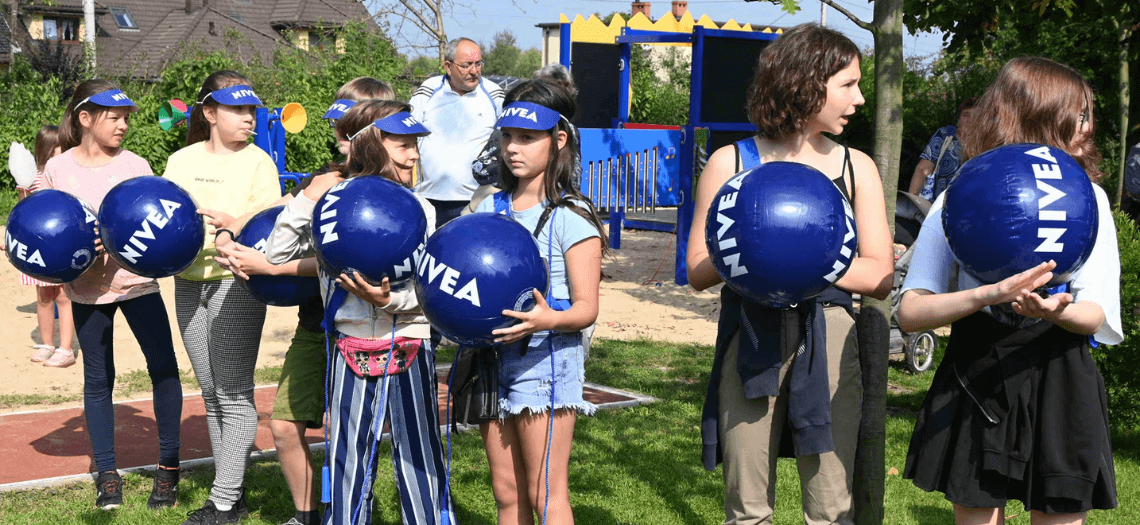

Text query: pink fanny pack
(337, 336), (422, 378)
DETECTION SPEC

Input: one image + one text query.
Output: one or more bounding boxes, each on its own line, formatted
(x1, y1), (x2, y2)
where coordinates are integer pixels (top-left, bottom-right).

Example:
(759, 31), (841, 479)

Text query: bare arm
(833, 150), (894, 300)
(897, 261), (1057, 333)
(686, 145), (737, 291)
(908, 159), (934, 195)
(492, 236), (603, 344)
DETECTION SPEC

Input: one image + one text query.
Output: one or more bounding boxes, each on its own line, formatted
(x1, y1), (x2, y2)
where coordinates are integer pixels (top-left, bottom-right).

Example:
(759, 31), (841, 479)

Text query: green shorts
(271, 325), (328, 428)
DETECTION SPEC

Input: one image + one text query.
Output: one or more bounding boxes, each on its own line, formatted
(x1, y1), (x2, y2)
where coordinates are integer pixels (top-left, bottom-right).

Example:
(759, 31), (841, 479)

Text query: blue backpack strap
(492, 191), (510, 215)
(321, 283), (349, 333)
(736, 137), (762, 170)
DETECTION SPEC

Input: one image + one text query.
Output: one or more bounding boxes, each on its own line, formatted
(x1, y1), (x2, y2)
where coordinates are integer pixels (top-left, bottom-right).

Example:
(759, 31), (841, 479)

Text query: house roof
(271, 0), (363, 28)
(12, 0), (376, 77)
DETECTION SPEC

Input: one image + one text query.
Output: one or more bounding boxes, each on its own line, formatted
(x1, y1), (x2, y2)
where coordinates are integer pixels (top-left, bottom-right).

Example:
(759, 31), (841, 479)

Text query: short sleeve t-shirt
(475, 193), (600, 301)
(40, 148), (160, 304)
(901, 184), (1122, 345)
(918, 125), (963, 200)
(163, 142), (281, 280)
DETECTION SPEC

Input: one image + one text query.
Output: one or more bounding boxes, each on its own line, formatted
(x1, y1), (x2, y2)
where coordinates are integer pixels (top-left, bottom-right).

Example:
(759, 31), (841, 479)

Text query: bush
(0, 22), (410, 201)
(1094, 211), (1140, 429)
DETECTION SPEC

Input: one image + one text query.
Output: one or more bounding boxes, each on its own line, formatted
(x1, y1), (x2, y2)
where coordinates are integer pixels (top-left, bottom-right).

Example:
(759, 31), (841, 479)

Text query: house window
(42, 17), (79, 41)
(109, 7), (138, 30)
(309, 31), (335, 51)
(228, 12), (244, 23)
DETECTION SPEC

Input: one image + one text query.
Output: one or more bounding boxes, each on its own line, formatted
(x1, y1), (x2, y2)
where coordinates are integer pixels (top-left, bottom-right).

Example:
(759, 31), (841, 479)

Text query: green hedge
(1097, 211), (1140, 428)
(0, 22), (410, 190)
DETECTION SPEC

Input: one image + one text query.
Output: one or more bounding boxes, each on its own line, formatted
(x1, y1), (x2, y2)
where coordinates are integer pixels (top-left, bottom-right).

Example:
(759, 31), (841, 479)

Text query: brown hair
(59, 79), (125, 151)
(958, 96), (979, 119)
(186, 70), (253, 146)
(33, 125), (61, 172)
(959, 57), (1102, 181)
(334, 77), (395, 102)
(331, 99), (409, 184)
(498, 79), (608, 253)
(746, 23), (860, 140)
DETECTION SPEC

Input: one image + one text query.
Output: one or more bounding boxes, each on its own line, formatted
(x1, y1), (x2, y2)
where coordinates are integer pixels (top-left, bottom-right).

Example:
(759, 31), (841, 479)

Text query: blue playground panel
(563, 24), (778, 285)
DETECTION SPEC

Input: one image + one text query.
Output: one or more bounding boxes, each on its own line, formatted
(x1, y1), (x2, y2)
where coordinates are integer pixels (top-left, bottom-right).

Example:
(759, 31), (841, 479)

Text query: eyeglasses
(1079, 110), (1090, 125)
(450, 60), (485, 72)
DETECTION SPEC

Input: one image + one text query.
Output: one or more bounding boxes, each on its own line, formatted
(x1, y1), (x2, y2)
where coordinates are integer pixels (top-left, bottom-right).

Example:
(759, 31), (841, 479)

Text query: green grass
(0, 338), (1137, 524)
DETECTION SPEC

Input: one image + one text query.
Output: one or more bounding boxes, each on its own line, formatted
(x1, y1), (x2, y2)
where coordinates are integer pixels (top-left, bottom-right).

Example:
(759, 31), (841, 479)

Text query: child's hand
(214, 242), (271, 280)
(974, 261), (1056, 307)
(1012, 291), (1074, 322)
(301, 172), (345, 202)
(93, 226), (104, 255)
(338, 272), (391, 308)
(492, 290), (555, 344)
(198, 209), (236, 231)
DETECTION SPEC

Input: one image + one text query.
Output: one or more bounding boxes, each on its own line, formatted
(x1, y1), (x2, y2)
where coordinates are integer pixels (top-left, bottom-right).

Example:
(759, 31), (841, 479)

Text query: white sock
(214, 501), (233, 512)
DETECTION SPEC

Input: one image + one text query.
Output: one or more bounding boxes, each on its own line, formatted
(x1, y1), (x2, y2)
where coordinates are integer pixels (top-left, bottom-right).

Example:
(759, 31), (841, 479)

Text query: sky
(378, 0), (948, 62)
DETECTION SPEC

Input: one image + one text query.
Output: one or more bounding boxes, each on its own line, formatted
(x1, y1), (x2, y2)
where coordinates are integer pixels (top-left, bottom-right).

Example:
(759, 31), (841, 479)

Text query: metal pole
(84, 0), (96, 70)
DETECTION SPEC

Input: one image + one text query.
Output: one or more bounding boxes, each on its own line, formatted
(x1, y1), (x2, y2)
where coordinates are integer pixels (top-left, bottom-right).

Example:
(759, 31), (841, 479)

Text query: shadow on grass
(908, 503), (955, 524)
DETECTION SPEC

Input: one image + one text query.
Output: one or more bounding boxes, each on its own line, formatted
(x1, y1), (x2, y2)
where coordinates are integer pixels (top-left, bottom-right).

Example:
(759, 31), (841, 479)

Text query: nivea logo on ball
(311, 176), (427, 284)
(1024, 145), (1069, 253)
(5, 190), (99, 283)
(414, 213), (548, 346)
(415, 249), (481, 306)
(943, 143), (1098, 285)
(98, 177), (204, 278)
(705, 162), (856, 308)
(116, 199), (184, 265)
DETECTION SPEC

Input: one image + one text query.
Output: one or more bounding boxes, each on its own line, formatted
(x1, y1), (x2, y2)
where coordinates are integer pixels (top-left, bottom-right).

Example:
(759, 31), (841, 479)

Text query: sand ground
(0, 228), (722, 413)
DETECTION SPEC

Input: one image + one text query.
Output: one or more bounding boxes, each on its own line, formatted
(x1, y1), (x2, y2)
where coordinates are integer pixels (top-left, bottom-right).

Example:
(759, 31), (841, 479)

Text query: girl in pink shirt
(39, 79), (182, 511)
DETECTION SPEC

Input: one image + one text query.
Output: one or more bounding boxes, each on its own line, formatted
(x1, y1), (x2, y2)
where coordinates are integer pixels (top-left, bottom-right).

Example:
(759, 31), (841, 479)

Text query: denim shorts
(497, 331), (596, 417)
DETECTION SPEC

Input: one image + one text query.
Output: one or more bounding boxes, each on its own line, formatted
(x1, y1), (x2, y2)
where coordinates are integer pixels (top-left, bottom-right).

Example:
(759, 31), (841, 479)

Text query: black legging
(74, 292), (182, 471)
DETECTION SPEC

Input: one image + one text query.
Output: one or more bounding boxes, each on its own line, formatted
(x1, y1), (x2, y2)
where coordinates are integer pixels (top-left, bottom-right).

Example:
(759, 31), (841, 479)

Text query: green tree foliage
(0, 22), (411, 191)
(903, 0), (1140, 202)
(481, 30), (542, 79)
(1098, 211), (1140, 427)
(629, 45), (690, 126)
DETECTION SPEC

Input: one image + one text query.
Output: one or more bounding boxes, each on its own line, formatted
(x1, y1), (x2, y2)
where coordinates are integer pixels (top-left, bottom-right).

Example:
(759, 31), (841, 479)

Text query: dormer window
(42, 17), (79, 41)
(228, 12), (245, 23)
(109, 7), (138, 30)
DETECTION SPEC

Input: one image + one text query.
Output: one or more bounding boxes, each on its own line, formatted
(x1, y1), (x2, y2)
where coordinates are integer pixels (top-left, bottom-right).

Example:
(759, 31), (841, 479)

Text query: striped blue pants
(325, 339), (455, 525)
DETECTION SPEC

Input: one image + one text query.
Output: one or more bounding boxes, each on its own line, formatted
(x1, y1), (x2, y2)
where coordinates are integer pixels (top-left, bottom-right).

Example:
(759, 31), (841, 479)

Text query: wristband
(215, 228), (236, 241)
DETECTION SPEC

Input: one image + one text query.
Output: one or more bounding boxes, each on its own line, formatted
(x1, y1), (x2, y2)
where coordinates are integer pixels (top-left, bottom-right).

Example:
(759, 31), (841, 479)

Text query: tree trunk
(1116, 20), (1131, 205)
(853, 1), (903, 524)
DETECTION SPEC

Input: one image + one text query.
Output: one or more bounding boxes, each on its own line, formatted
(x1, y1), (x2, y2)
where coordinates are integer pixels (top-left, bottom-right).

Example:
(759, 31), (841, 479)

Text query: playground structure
(555, 13), (780, 286)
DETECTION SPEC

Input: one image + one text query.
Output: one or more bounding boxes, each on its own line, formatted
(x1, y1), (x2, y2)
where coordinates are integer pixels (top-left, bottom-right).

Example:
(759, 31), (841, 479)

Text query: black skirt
(903, 313), (1117, 514)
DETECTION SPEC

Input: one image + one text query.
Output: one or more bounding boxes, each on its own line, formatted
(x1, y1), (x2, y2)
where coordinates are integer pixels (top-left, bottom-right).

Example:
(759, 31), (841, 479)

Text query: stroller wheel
(904, 330), (937, 374)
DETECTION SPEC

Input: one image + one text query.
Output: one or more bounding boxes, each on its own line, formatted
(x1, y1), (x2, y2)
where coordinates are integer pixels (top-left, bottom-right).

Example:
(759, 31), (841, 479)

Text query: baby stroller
(888, 191), (939, 374)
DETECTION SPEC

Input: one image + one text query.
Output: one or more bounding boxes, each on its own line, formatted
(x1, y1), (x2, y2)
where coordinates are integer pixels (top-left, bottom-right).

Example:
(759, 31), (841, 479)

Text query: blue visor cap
(203, 85), (264, 106)
(323, 99), (356, 120)
(496, 102), (561, 130)
(373, 112), (431, 137)
(79, 89), (139, 111)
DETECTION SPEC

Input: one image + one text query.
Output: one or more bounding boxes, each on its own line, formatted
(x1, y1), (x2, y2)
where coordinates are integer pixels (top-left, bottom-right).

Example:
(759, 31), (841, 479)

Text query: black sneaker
(181, 500), (241, 525)
(95, 471), (123, 510)
(234, 487), (249, 517)
(147, 466), (180, 510)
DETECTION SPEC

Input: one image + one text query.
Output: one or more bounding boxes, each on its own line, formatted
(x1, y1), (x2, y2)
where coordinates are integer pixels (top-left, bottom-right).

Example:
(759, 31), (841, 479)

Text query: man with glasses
(411, 37), (504, 227)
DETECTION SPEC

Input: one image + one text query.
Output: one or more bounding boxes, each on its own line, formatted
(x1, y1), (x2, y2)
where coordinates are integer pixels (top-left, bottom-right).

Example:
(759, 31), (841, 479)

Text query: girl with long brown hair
(265, 99), (455, 525)
(897, 57), (1121, 525)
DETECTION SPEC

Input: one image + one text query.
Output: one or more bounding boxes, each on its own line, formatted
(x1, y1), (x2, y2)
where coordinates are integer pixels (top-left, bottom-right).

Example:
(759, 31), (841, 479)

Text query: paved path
(0, 368), (652, 491)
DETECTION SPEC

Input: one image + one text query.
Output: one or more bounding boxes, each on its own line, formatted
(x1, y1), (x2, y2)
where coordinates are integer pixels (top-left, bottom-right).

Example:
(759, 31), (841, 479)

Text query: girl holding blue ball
(686, 23), (894, 525)
(473, 79), (607, 525)
(264, 99), (455, 525)
(897, 57), (1121, 525)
